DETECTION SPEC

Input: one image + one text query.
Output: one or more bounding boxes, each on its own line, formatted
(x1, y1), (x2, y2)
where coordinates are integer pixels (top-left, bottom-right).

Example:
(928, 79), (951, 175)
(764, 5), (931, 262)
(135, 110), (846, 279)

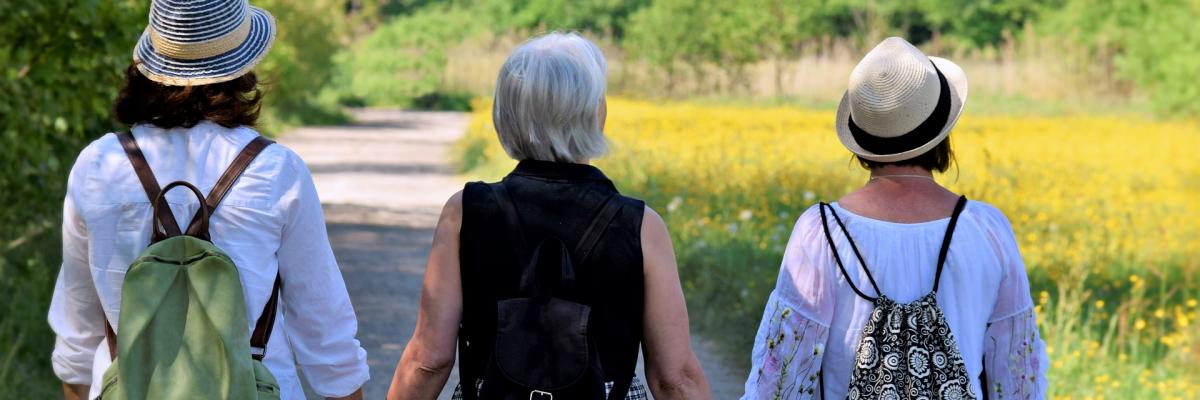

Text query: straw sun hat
(133, 0), (277, 86)
(835, 37), (969, 163)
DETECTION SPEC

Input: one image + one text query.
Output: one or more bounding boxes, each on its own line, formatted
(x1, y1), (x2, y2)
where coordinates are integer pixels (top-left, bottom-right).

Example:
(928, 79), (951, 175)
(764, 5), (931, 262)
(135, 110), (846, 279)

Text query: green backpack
(99, 133), (281, 400)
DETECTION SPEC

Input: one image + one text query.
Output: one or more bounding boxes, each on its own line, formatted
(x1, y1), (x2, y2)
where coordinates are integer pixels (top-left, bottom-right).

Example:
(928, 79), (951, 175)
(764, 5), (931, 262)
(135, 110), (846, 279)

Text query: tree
(0, 0), (145, 395)
(334, 6), (483, 107)
(256, 0), (353, 129)
(625, 0), (777, 94)
(481, 0), (650, 37)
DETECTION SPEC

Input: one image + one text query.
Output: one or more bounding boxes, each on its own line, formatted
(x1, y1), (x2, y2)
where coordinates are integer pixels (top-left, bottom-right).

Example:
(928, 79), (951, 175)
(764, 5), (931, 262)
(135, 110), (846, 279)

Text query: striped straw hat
(133, 0), (276, 86)
(835, 37), (969, 163)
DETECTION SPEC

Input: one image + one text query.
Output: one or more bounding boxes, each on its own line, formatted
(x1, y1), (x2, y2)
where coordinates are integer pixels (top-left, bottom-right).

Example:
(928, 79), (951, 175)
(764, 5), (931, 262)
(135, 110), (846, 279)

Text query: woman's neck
(868, 165), (934, 180)
(837, 166), (960, 223)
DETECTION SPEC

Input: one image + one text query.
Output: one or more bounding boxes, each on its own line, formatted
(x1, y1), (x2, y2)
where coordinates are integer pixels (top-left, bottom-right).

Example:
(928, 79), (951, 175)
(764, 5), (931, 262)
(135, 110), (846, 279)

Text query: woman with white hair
(387, 32), (712, 400)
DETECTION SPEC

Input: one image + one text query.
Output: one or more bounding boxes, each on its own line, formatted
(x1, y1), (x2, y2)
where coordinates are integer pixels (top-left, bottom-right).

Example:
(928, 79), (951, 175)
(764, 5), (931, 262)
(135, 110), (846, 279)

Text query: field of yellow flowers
(456, 98), (1200, 398)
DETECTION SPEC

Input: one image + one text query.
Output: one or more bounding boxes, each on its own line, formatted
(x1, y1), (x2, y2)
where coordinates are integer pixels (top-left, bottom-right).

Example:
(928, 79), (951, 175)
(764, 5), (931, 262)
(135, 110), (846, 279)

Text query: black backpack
(475, 182), (625, 400)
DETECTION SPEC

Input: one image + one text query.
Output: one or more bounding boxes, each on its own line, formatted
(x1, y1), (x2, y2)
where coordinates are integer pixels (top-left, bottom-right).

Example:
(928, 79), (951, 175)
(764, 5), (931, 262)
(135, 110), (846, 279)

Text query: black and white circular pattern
(844, 293), (977, 399)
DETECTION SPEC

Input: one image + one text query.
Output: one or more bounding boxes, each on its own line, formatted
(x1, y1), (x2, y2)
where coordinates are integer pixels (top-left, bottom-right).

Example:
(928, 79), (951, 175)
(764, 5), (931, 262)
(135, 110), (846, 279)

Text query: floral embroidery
(751, 296), (828, 399)
(984, 308), (1047, 399)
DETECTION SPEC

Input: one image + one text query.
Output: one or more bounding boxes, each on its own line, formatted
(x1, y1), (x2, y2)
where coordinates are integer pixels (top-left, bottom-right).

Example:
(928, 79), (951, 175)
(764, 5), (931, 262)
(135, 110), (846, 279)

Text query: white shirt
(48, 122), (370, 399)
(743, 201), (1048, 399)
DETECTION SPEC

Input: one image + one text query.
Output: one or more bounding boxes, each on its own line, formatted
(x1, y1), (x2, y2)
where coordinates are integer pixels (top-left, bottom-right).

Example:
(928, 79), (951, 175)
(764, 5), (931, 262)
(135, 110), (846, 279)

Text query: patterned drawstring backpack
(818, 196), (977, 400)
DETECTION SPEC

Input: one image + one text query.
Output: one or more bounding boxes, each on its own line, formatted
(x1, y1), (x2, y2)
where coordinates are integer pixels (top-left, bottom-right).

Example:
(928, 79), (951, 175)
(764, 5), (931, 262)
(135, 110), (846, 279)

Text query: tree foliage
(0, 0), (358, 392)
(480, 0), (649, 37)
(255, 0), (353, 129)
(334, 6), (483, 108)
(1048, 0), (1200, 115)
(0, 0), (145, 394)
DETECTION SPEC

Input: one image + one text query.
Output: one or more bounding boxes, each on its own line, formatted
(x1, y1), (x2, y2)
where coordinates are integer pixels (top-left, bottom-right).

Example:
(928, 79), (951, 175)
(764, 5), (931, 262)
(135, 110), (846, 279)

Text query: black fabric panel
(458, 160), (646, 388)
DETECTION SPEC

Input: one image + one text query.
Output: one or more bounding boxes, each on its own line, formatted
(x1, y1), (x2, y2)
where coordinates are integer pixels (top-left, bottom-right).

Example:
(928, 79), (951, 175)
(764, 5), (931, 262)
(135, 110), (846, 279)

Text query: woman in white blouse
(48, 1), (367, 399)
(743, 38), (1048, 399)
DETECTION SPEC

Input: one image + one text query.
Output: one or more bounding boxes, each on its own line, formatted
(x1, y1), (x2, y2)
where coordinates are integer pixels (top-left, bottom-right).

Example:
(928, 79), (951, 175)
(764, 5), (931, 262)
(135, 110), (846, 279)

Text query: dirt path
(281, 109), (743, 399)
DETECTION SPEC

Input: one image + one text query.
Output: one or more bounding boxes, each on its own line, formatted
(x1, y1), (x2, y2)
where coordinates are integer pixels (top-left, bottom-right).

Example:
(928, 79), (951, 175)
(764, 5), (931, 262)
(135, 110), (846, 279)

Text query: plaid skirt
(451, 376), (649, 400)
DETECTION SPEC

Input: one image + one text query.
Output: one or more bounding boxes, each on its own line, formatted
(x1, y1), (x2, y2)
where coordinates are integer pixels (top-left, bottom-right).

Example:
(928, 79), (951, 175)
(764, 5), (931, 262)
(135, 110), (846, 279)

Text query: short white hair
(493, 32), (608, 163)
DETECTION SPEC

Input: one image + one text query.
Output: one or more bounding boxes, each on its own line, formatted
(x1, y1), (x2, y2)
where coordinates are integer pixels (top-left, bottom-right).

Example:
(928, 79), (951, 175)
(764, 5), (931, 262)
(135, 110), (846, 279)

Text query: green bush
(255, 0), (353, 130)
(0, 0), (146, 394)
(1044, 0), (1200, 116)
(333, 6), (484, 109)
(0, 0), (355, 393)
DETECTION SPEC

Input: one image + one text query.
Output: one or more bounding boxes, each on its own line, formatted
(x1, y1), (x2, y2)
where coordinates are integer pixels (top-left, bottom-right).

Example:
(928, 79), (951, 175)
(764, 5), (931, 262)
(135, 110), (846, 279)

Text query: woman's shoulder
(793, 203), (832, 233)
(218, 125), (301, 169)
(780, 204), (834, 256)
(960, 199), (1017, 234)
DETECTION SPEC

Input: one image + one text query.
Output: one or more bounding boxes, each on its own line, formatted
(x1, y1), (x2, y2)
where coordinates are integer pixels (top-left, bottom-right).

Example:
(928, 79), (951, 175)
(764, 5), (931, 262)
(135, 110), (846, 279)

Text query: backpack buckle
(250, 346), (266, 361)
(529, 390), (553, 400)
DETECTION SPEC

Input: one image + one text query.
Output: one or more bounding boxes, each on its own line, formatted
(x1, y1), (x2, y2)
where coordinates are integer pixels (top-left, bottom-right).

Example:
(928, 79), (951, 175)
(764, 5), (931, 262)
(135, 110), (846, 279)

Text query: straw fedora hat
(835, 37), (969, 163)
(133, 0), (277, 86)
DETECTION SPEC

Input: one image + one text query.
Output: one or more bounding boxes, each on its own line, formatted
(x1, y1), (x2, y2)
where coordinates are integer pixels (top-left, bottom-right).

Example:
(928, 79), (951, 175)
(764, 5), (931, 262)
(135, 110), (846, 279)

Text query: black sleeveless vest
(459, 160), (646, 391)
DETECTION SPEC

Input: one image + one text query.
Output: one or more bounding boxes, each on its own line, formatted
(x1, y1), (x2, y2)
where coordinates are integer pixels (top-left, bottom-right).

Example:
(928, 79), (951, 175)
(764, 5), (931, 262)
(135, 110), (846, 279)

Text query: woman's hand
(62, 382), (88, 400)
(387, 192), (464, 400)
(640, 207), (713, 399)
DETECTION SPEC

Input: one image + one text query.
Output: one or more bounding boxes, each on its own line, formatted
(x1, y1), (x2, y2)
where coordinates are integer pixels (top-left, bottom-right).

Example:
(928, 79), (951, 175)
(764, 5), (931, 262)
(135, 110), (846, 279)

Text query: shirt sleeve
(743, 210), (834, 400)
(275, 153), (369, 397)
(983, 309), (1048, 399)
(979, 205), (1049, 399)
(48, 143), (105, 385)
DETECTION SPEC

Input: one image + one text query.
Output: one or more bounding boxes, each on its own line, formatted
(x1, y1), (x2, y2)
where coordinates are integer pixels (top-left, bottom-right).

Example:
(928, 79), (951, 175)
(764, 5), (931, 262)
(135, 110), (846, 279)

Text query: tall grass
(441, 32), (1137, 115)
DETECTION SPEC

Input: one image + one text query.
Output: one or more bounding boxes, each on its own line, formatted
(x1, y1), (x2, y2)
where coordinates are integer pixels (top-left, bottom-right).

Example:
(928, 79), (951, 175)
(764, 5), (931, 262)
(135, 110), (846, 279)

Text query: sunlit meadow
(457, 98), (1200, 398)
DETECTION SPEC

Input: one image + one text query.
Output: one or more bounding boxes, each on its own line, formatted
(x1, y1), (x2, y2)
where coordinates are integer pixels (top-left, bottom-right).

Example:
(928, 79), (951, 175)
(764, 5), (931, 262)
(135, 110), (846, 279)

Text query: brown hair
(856, 138), (955, 173)
(113, 63), (263, 129)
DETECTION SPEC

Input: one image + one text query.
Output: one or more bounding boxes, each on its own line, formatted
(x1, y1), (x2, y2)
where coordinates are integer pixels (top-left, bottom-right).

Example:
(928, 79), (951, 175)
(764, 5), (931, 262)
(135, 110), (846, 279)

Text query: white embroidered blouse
(742, 201), (1048, 399)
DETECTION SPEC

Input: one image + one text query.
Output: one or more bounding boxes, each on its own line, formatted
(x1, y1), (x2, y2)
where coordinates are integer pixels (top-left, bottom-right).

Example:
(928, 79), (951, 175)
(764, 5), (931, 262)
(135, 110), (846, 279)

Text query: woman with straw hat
(742, 37), (1048, 399)
(48, 1), (367, 399)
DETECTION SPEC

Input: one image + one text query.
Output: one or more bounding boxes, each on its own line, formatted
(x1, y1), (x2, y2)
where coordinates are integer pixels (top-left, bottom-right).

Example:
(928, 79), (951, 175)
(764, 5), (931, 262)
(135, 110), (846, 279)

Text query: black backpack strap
(818, 203), (880, 301)
(117, 132), (182, 242)
(980, 321), (992, 400)
(819, 368), (825, 399)
(932, 196), (968, 293)
(103, 314), (117, 362)
(185, 136), (274, 240)
(574, 193), (622, 264)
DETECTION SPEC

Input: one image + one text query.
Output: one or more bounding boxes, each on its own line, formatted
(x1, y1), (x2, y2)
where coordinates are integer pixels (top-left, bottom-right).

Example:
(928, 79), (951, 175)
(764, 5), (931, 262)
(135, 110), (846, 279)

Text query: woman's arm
(387, 191), (464, 400)
(980, 205), (1047, 399)
(51, 144), (104, 398)
(742, 208), (835, 400)
(640, 207), (712, 399)
(275, 156), (368, 399)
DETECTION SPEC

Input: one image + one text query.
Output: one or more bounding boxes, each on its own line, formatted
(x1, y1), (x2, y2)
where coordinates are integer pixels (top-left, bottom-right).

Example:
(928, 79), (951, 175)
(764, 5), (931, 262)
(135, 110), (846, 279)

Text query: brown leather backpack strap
(184, 136), (274, 239)
(250, 273), (282, 360)
(103, 315), (117, 361)
(117, 132), (181, 241)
